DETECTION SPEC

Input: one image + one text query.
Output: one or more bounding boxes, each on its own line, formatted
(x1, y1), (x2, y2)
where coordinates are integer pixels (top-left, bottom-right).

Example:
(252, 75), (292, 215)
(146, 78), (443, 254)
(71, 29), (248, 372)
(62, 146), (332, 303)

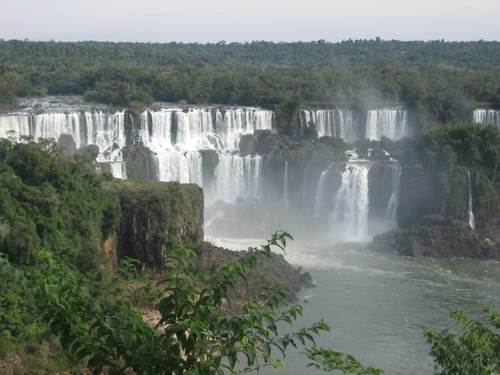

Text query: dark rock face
(370, 165), (500, 259)
(200, 150), (219, 187)
(104, 180), (203, 268)
(397, 167), (453, 229)
(57, 134), (77, 155)
(122, 145), (159, 180)
(370, 218), (500, 259)
(239, 134), (256, 154)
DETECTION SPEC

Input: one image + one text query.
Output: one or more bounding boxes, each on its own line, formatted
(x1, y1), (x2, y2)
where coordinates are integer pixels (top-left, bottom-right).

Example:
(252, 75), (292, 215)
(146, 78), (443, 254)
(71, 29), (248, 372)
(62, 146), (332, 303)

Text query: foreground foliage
(1, 233), (382, 375)
(426, 309), (500, 375)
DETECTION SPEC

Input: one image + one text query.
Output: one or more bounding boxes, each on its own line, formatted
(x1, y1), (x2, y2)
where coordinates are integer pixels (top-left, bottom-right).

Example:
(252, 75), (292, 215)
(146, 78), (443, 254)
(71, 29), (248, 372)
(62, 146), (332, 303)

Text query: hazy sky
(1, 0), (499, 42)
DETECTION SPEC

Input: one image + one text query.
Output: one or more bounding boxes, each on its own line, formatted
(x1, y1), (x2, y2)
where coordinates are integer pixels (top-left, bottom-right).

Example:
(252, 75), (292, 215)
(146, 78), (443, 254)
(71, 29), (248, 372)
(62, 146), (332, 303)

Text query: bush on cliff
(0, 138), (120, 271)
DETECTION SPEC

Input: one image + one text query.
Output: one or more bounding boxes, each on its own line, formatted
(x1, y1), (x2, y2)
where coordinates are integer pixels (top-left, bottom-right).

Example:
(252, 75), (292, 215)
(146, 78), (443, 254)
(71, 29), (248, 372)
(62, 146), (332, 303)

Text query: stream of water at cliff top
(209, 237), (500, 375)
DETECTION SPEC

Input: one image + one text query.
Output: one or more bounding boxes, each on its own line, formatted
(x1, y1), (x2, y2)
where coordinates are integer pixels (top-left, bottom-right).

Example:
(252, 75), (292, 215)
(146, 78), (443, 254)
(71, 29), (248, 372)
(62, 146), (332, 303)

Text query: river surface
(210, 237), (500, 375)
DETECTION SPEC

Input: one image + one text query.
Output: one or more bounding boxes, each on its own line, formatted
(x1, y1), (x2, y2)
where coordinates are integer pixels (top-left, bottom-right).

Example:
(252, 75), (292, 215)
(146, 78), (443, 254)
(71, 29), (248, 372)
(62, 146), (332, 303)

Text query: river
(211, 237), (500, 375)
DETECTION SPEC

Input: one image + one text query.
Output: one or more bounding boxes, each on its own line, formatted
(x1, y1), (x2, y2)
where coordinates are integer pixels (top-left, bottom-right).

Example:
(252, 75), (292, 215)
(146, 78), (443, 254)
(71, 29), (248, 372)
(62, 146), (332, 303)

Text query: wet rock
(370, 221), (500, 259)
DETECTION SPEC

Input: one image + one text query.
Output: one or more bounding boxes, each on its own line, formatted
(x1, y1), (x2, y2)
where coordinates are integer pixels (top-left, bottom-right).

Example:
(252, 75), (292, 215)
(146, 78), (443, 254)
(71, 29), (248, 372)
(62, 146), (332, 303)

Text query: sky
(1, 0), (499, 43)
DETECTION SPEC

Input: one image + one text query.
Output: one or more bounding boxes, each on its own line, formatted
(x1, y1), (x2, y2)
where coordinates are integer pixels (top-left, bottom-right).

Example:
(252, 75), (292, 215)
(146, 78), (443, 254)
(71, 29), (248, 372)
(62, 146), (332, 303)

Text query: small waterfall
(467, 169), (476, 230)
(331, 157), (372, 241)
(313, 167), (330, 218)
(300, 109), (356, 143)
(473, 109), (500, 127)
(0, 111), (126, 162)
(283, 160), (289, 206)
(96, 161), (127, 179)
(84, 111), (126, 162)
(210, 153), (262, 204)
(383, 162), (401, 226)
(365, 108), (408, 141)
(0, 115), (31, 141)
(110, 162), (127, 179)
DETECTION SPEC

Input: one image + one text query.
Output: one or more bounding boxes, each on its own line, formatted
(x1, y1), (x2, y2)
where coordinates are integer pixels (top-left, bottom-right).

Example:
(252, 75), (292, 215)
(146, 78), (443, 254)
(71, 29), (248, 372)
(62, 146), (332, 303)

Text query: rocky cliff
(104, 180), (204, 268)
(370, 167), (500, 259)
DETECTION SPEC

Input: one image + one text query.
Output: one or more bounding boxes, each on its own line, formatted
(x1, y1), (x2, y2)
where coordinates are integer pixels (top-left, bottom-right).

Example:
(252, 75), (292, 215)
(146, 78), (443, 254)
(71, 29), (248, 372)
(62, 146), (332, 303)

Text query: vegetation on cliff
(104, 179), (204, 267)
(370, 122), (500, 257)
(0, 138), (120, 272)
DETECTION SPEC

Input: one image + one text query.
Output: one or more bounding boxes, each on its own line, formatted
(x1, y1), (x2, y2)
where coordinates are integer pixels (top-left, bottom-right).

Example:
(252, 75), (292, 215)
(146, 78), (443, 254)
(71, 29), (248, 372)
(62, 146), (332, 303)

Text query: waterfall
(139, 107), (272, 187)
(473, 109), (500, 127)
(384, 162), (401, 225)
(313, 167), (330, 218)
(108, 162), (127, 180)
(216, 108), (274, 150)
(331, 157), (372, 241)
(0, 105), (273, 186)
(467, 169), (476, 230)
(283, 160), (289, 206)
(300, 109), (356, 143)
(210, 153), (262, 204)
(0, 111), (126, 162)
(83, 111), (126, 162)
(0, 115), (31, 141)
(365, 108), (408, 141)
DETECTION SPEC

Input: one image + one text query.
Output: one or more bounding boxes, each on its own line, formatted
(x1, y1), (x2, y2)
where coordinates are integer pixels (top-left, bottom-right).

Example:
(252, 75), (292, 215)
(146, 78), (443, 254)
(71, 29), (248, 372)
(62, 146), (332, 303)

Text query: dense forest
(1, 40), (500, 127)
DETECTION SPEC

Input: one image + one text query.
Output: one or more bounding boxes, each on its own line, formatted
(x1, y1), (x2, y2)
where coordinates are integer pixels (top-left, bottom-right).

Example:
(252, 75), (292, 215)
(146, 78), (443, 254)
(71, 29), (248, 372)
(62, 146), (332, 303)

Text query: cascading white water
(331, 157), (372, 241)
(301, 109), (356, 142)
(83, 111), (126, 162)
(365, 108), (409, 141)
(109, 162), (127, 180)
(1, 106), (273, 187)
(473, 109), (500, 127)
(138, 110), (203, 185)
(467, 169), (476, 230)
(283, 160), (289, 206)
(216, 108), (274, 150)
(139, 107), (272, 191)
(0, 115), (31, 141)
(210, 153), (262, 204)
(0, 111), (126, 162)
(313, 167), (330, 218)
(383, 162), (401, 226)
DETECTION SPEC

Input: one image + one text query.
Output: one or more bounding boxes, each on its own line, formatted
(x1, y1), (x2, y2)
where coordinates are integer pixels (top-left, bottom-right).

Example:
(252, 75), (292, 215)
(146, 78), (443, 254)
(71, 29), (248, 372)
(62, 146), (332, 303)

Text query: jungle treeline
(0, 39), (499, 125)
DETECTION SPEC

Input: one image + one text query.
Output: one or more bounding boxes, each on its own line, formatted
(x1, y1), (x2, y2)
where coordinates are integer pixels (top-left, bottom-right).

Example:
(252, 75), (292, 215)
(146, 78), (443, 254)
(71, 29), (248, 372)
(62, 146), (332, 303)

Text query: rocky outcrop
(122, 145), (159, 180)
(196, 241), (314, 303)
(104, 180), (204, 268)
(369, 159), (500, 259)
(370, 216), (500, 259)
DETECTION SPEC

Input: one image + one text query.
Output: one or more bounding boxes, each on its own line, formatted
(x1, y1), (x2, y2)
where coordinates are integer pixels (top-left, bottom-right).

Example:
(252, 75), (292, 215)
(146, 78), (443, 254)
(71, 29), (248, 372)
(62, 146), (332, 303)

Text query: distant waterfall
(283, 160), (289, 206)
(211, 153), (262, 204)
(365, 108), (409, 141)
(384, 162), (401, 225)
(0, 111), (126, 162)
(132, 107), (272, 187)
(473, 109), (500, 127)
(301, 109), (356, 143)
(467, 169), (476, 230)
(313, 165), (334, 219)
(331, 158), (372, 241)
(0, 106), (273, 190)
